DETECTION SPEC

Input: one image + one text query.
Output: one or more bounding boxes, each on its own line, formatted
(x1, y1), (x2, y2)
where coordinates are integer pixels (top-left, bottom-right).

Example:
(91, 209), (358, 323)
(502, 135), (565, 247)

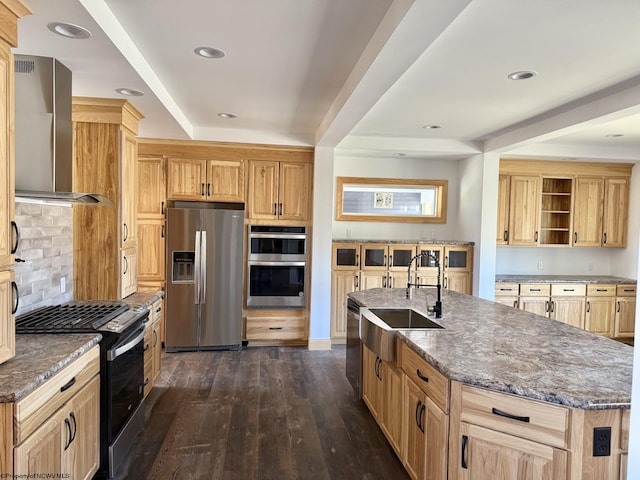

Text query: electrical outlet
(593, 427), (611, 457)
(537, 260), (544, 270)
(588, 263), (593, 271)
(346, 228), (352, 238)
(60, 277), (66, 293)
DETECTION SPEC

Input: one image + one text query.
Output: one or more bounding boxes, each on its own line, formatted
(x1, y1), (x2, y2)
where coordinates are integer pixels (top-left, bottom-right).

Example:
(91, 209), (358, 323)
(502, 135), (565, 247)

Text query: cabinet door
(551, 296), (585, 329)
(64, 376), (100, 480)
(416, 246), (443, 286)
(585, 296), (615, 337)
(360, 244), (389, 270)
(496, 174), (510, 245)
(508, 175), (540, 246)
(206, 159), (244, 202)
(137, 156), (166, 218)
(152, 316), (162, 382)
(332, 243), (361, 270)
(166, 158), (206, 200)
(0, 47), (12, 269)
(14, 408), (65, 475)
(444, 246), (472, 272)
(602, 178), (629, 248)
(614, 297), (636, 337)
(279, 162), (312, 221)
(458, 423), (567, 480)
(0, 269), (15, 363)
(381, 362), (403, 455)
(445, 273), (471, 295)
(121, 248), (138, 298)
(494, 295), (519, 309)
(519, 296), (549, 317)
(389, 244), (417, 271)
(121, 129), (138, 249)
(423, 396), (448, 480)
(403, 376), (426, 480)
(572, 177), (603, 247)
(362, 346), (382, 422)
(248, 160), (279, 219)
(330, 270), (359, 341)
(137, 220), (165, 282)
(360, 271), (387, 290)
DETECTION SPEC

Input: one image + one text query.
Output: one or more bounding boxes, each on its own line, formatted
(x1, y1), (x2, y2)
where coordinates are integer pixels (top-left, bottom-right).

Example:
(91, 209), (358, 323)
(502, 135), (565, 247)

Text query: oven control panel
(98, 309), (148, 334)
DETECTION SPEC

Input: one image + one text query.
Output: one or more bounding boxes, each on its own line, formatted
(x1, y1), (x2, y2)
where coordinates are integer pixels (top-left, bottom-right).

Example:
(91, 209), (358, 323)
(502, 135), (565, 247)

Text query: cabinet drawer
(586, 284), (615, 296)
(495, 283), (519, 295)
(551, 283), (586, 296)
(519, 283), (550, 296)
(616, 284), (636, 297)
(245, 316), (306, 340)
(400, 342), (449, 413)
(14, 346), (100, 444)
(460, 385), (569, 449)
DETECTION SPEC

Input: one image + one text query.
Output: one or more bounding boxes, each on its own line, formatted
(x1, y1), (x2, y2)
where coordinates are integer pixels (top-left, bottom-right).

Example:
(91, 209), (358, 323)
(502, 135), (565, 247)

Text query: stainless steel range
(16, 301), (149, 479)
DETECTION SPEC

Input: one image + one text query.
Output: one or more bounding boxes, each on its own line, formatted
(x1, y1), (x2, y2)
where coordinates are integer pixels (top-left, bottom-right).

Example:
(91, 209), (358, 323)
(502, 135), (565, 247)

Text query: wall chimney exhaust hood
(14, 55), (111, 205)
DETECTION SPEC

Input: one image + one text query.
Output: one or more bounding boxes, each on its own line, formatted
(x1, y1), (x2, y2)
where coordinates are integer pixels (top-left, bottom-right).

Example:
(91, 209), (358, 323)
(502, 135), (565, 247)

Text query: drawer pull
(596, 289), (608, 292)
(563, 288), (575, 292)
(530, 288), (541, 292)
(269, 327), (283, 330)
(416, 369), (429, 383)
(623, 289), (635, 293)
(461, 435), (468, 469)
(499, 288), (513, 291)
(144, 378), (150, 386)
(60, 377), (76, 393)
(586, 301), (591, 313)
(144, 343), (151, 352)
(491, 407), (530, 423)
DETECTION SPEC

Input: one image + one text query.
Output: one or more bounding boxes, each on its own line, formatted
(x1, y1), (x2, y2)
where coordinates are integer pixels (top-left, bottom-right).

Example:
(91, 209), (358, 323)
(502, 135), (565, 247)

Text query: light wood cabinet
(137, 219), (165, 282)
(138, 156), (166, 218)
(551, 286), (586, 329)
(614, 289), (635, 338)
(602, 177), (629, 248)
(494, 283), (519, 308)
(244, 310), (307, 344)
(13, 346), (100, 480)
(72, 98), (143, 300)
(572, 176), (604, 247)
(507, 175), (540, 246)
(496, 174), (510, 245)
(0, 269), (15, 364)
(330, 269), (359, 341)
(166, 157), (244, 202)
(443, 246), (473, 294)
(585, 284), (616, 337)
(362, 345), (382, 421)
(247, 160), (312, 221)
(403, 376), (426, 480)
(143, 299), (163, 398)
(381, 361), (403, 455)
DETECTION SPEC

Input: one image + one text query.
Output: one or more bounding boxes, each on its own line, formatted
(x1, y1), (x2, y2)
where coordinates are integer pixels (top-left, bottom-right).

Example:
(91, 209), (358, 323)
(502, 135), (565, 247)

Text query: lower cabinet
(13, 346), (100, 480)
(0, 269), (15, 364)
(381, 361), (403, 455)
(244, 309), (307, 345)
(144, 298), (163, 397)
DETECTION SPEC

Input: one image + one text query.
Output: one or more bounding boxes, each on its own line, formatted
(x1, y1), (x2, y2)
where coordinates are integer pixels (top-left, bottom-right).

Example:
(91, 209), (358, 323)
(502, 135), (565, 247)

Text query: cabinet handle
(161, 201), (165, 215)
(156, 306), (162, 313)
(503, 230), (508, 242)
(550, 301), (555, 313)
(574, 232), (578, 244)
(123, 223), (128, 242)
(416, 369), (429, 383)
(64, 418), (72, 451)
(461, 435), (468, 469)
(388, 274), (393, 289)
(623, 289), (635, 293)
(382, 275), (387, 288)
(491, 407), (530, 423)
(161, 225), (165, 238)
(445, 255), (449, 268)
(11, 282), (19, 314)
(617, 301), (621, 312)
(530, 288), (541, 292)
(499, 288), (513, 292)
(144, 378), (150, 386)
(545, 300), (549, 313)
(279, 203), (283, 216)
(534, 231), (539, 242)
(563, 288), (574, 292)
(269, 327), (283, 330)
(354, 275), (359, 289)
(419, 404), (426, 434)
(383, 254), (387, 267)
(355, 254), (360, 268)
(123, 256), (129, 274)
(60, 377), (76, 392)
(273, 203), (277, 215)
(415, 400), (422, 430)
(153, 330), (158, 347)
(10, 220), (19, 254)
(586, 301), (591, 313)
(207, 183), (211, 196)
(596, 289), (607, 292)
(603, 232), (607, 244)
(389, 255), (393, 267)
(144, 343), (150, 352)
(201, 183), (205, 196)
(444, 276), (448, 289)
(69, 412), (77, 444)
(513, 300), (518, 308)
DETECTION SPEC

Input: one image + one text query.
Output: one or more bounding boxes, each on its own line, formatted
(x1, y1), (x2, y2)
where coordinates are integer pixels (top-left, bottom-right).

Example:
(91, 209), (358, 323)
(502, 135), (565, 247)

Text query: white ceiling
(12, 0), (640, 162)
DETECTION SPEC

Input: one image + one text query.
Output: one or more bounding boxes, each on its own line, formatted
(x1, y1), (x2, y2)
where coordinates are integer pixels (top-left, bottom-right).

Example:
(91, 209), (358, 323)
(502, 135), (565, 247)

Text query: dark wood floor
(119, 346), (409, 480)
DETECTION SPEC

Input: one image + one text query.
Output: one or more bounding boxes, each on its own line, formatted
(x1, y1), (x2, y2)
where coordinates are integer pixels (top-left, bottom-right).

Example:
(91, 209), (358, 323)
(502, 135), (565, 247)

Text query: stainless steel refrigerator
(165, 203), (244, 351)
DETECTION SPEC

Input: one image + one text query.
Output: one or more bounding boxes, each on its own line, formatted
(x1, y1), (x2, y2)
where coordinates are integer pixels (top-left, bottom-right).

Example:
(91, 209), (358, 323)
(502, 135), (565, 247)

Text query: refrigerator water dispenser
(172, 251), (195, 283)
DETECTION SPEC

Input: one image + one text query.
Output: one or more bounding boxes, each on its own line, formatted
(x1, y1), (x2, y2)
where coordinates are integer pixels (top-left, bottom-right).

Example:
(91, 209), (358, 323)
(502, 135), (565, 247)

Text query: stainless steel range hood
(14, 55), (111, 205)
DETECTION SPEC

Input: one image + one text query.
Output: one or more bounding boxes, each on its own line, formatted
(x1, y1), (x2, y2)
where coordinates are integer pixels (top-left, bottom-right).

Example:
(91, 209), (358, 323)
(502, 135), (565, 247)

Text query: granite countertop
(334, 239), (474, 245)
(0, 334), (102, 403)
(349, 288), (633, 410)
(121, 290), (164, 309)
(495, 275), (636, 284)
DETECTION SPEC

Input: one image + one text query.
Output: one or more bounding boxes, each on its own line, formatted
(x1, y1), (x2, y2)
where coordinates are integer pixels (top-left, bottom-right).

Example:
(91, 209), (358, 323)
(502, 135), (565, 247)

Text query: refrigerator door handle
(200, 230), (207, 302)
(194, 231), (201, 304)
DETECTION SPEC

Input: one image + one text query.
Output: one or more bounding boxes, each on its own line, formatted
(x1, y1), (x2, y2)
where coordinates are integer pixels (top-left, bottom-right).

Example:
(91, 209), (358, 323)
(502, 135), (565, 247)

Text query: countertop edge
(333, 239), (474, 245)
(495, 275), (636, 284)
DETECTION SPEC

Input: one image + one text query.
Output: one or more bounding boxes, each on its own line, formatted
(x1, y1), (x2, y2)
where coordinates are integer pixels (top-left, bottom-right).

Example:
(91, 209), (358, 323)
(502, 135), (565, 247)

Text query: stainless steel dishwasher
(345, 298), (362, 398)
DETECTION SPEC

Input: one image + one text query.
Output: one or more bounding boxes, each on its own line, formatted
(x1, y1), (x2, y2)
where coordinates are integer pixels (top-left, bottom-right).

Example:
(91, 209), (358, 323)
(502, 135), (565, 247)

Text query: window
(336, 177), (447, 223)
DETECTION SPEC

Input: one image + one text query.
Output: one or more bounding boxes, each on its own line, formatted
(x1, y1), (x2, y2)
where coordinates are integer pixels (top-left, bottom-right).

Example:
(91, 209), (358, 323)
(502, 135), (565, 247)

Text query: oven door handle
(107, 327), (146, 361)
(248, 261), (306, 267)
(248, 233), (307, 240)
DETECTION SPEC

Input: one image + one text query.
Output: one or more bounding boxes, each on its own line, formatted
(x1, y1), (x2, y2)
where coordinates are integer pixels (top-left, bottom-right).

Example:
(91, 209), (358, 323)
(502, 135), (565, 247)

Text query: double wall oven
(247, 225), (307, 308)
(16, 302), (148, 479)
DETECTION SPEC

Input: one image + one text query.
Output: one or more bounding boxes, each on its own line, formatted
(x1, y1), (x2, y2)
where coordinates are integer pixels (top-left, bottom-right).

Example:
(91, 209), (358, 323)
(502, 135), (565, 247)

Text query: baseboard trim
(307, 339), (332, 350)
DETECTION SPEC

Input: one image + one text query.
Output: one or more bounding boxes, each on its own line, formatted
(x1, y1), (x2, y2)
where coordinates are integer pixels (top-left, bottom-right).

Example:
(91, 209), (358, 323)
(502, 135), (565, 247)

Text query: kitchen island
(349, 288), (632, 479)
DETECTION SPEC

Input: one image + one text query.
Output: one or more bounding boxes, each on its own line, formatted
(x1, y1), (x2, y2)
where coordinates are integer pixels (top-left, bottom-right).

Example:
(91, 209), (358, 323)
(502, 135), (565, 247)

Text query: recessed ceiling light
(605, 133), (624, 138)
(115, 88), (144, 97)
(392, 153), (406, 157)
(218, 112), (237, 119)
(194, 47), (225, 59)
(47, 22), (91, 39)
(507, 70), (537, 80)
(422, 125), (441, 129)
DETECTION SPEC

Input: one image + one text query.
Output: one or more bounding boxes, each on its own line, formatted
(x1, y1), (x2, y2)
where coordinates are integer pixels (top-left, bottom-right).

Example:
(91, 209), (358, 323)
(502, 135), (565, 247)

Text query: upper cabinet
(247, 160), (312, 221)
(72, 97), (144, 300)
(138, 156), (166, 219)
(166, 157), (244, 202)
(499, 159), (632, 249)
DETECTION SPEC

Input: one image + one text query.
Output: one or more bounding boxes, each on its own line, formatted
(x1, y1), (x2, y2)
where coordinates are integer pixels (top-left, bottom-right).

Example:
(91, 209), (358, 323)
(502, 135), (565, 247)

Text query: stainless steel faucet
(406, 251), (442, 318)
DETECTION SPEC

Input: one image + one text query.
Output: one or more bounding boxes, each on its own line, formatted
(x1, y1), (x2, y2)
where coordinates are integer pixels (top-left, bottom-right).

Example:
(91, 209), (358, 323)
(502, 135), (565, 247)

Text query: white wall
(496, 247), (614, 275)
(332, 154), (463, 240)
(610, 163), (640, 279)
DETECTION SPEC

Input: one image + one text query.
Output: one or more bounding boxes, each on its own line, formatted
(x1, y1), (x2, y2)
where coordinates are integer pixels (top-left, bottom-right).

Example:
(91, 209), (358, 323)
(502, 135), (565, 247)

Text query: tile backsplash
(13, 201), (73, 315)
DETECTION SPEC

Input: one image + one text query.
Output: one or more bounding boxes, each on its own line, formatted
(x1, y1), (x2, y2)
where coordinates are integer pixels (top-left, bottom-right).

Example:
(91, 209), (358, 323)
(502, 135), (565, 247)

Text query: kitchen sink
(360, 308), (444, 362)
